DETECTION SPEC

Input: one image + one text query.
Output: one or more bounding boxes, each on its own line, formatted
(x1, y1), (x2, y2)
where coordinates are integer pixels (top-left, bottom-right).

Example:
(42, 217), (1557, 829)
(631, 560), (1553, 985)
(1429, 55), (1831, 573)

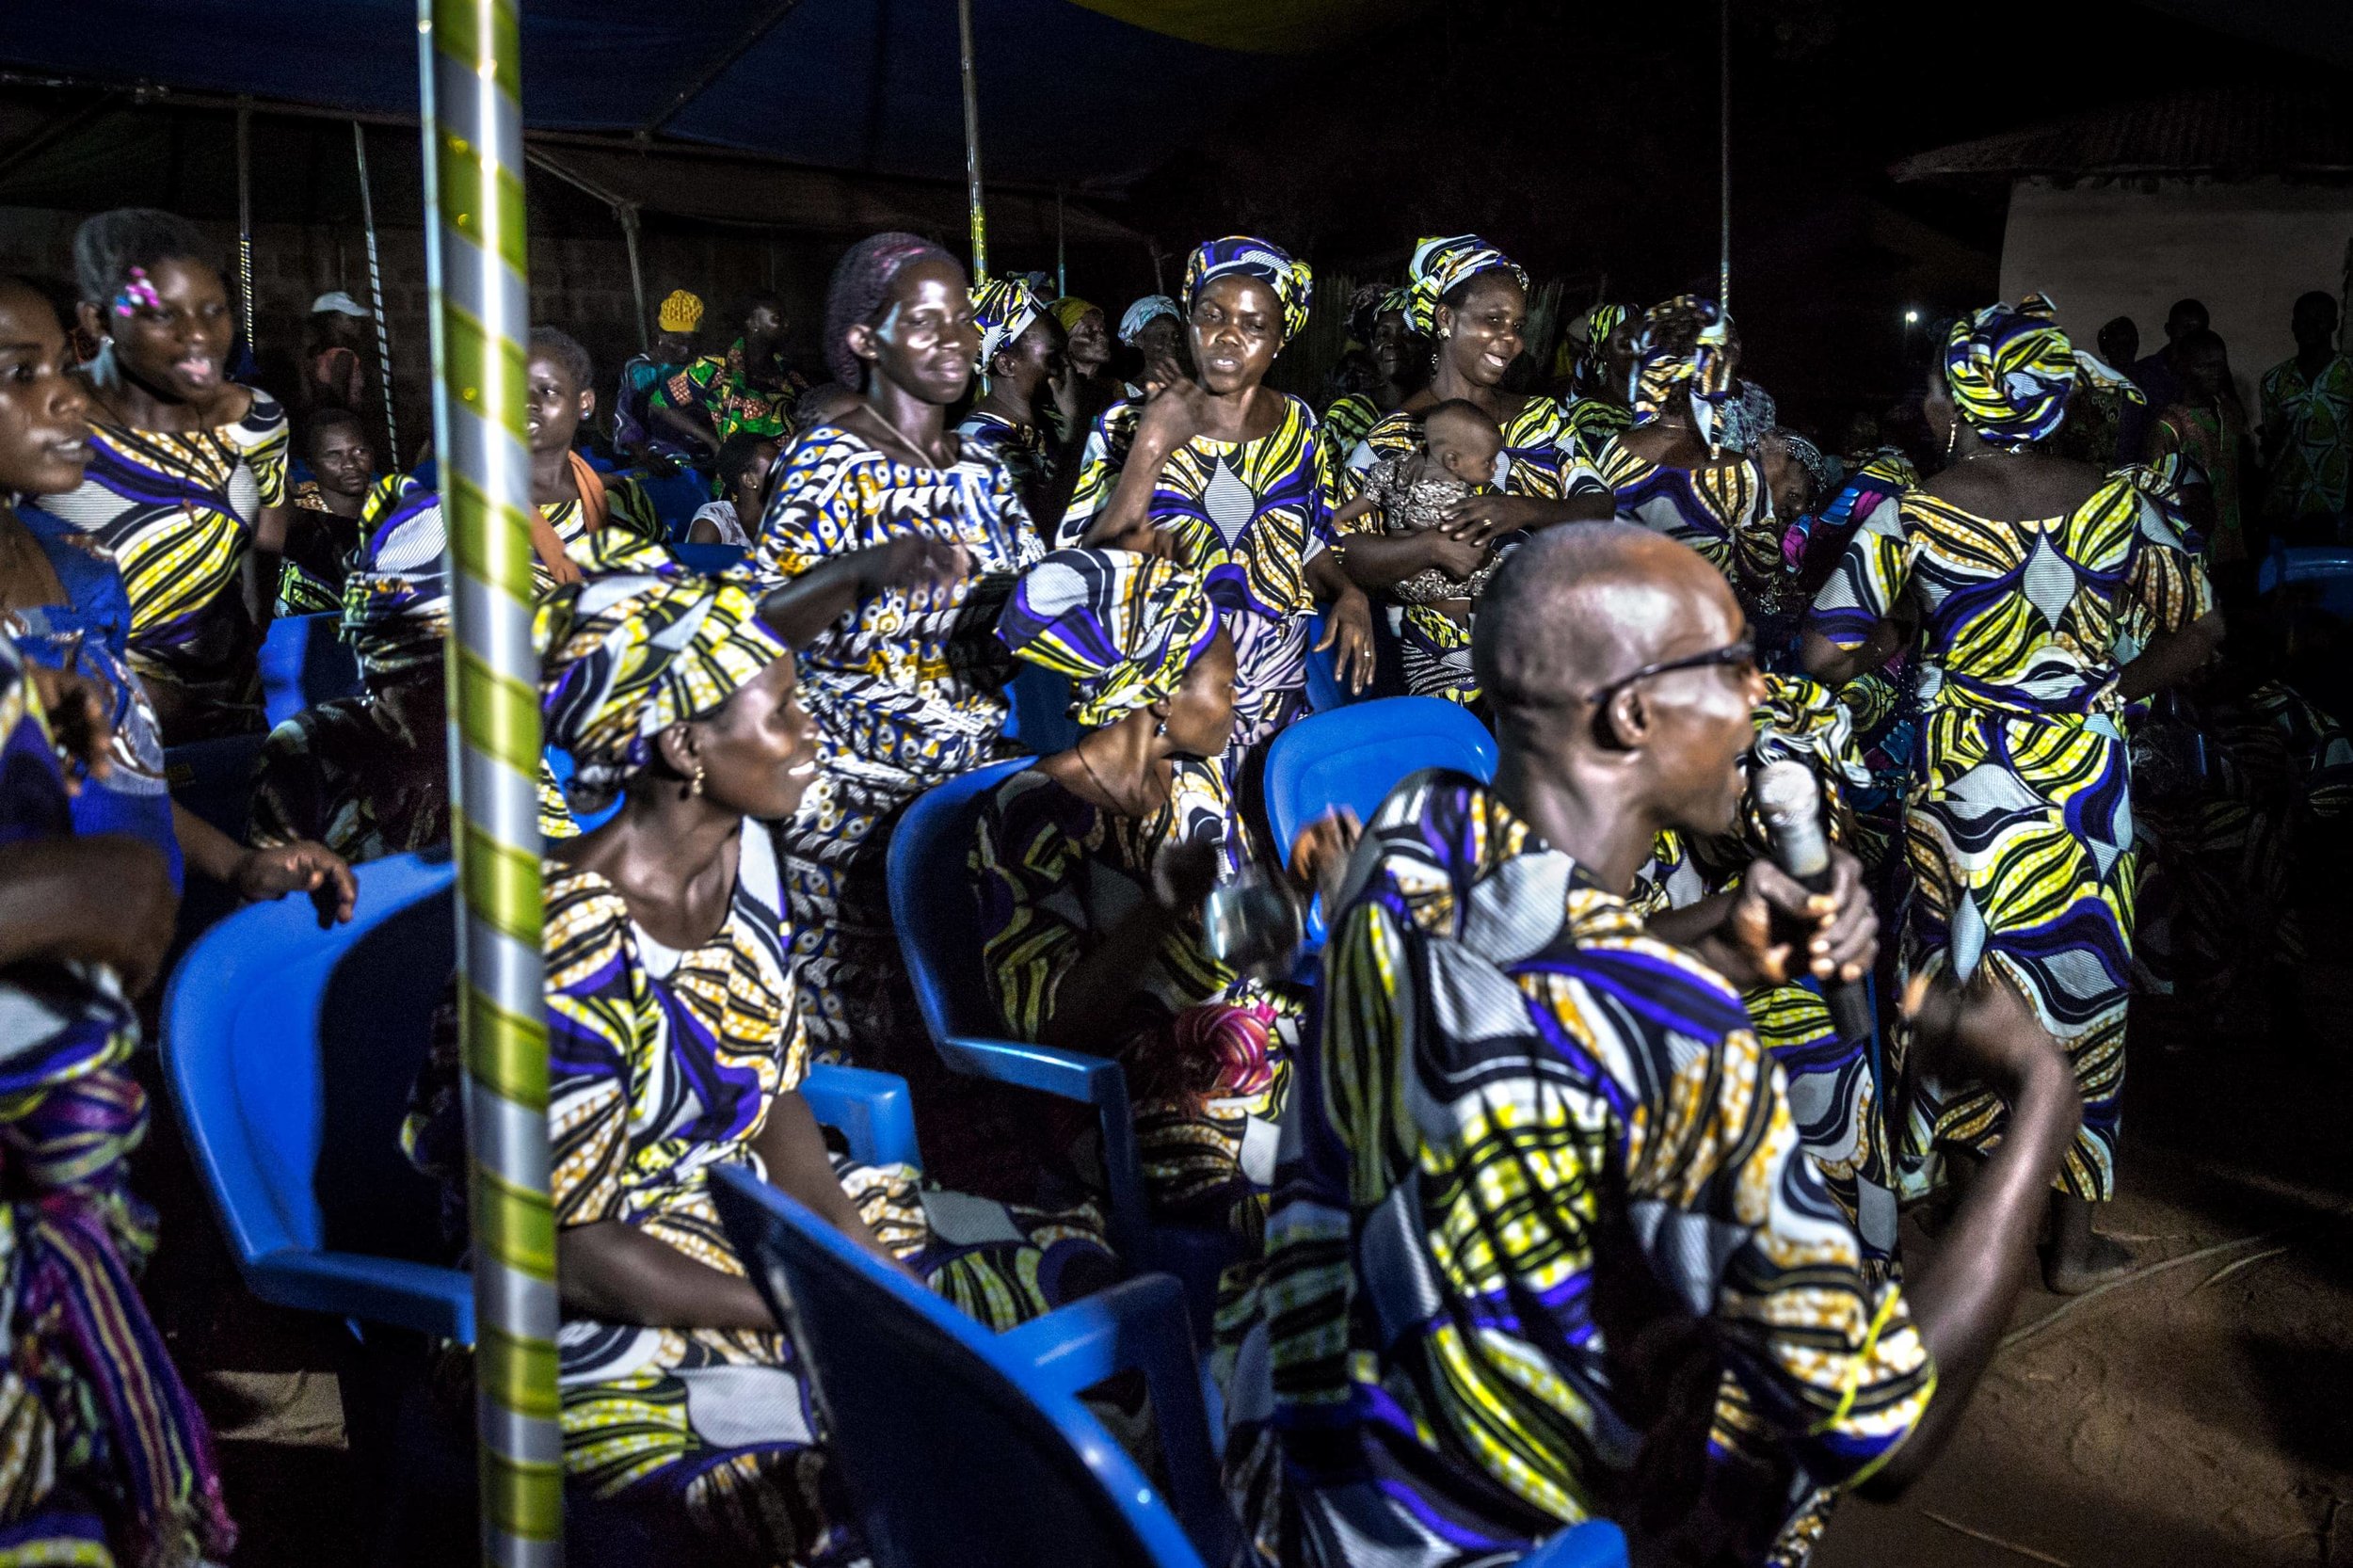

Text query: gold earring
(690, 760), (706, 798)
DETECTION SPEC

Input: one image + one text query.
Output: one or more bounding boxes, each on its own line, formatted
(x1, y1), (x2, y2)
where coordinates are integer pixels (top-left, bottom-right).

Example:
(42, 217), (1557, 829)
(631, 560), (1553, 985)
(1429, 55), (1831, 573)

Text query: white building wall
(1999, 175), (2353, 414)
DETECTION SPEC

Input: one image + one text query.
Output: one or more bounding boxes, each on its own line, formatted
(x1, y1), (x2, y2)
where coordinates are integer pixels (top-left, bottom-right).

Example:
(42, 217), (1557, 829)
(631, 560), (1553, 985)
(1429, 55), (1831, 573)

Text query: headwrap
(1182, 236), (1313, 344)
(823, 230), (956, 388)
(1943, 293), (2143, 448)
(341, 477), (451, 680)
(536, 539), (792, 809)
(656, 289), (705, 334)
(1769, 428), (1838, 509)
(1629, 294), (1737, 456)
(1582, 301), (1632, 380)
(1404, 234), (1529, 336)
(998, 549), (1223, 728)
(972, 276), (1048, 371)
(1049, 296), (1101, 335)
(1346, 283), (1411, 349)
(1119, 294), (1183, 345)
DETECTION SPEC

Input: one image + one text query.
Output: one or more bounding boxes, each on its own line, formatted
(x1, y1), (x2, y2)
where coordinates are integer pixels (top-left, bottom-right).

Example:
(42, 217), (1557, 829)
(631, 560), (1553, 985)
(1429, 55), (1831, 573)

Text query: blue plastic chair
(163, 731), (268, 840)
(162, 850), (920, 1344)
(671, 540), (748, 575)
(888, 759), (1151, 1261)
(1263, 696), (1497, 948)
(1002, 664), (1079, 755)
(258, 611), (363, 728)
(712, 1165), (1234, 1568)
(2260, 542), (2353, 619)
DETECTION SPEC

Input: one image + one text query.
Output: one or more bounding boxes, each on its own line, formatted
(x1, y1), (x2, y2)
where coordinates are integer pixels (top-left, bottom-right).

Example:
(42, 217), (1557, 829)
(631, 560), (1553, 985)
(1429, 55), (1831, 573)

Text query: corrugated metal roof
(1893, 86), (2353, 183)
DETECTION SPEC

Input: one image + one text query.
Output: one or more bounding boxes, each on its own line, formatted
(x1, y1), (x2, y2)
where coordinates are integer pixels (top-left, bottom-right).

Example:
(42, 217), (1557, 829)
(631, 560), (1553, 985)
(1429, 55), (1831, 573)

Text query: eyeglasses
(1583, 637), (1756, 707)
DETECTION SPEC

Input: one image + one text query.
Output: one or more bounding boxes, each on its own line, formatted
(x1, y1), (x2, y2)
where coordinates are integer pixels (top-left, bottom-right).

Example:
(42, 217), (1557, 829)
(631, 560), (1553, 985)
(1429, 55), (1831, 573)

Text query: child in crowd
(686, 430), (781, 547)
(1331, 398), (1509, 608)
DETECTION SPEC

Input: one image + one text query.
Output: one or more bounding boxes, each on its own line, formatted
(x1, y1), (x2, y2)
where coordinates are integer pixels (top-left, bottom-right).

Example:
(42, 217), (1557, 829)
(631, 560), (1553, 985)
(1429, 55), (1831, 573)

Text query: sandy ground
(146, 916), (2353, 1565)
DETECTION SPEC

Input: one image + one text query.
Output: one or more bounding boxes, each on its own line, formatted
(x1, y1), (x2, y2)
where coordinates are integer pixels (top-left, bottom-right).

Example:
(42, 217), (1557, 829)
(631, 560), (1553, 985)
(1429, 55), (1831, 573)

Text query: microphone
(1752, 760), (1875, 1048)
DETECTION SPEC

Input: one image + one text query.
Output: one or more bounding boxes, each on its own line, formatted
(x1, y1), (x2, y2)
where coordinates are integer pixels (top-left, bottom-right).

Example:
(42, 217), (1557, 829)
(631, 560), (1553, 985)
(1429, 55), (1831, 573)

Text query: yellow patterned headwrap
(998, 548), (1223, 728)
(1629, 295), (1737, 454)
(1050, 296), (1101, 335)
(1405, 234), (1529, 336)
(656, 289), (705, 334)
(536, 539), (790, 808)
(1182, 235), (1313, 344)
(1943, 293), (2143, 448)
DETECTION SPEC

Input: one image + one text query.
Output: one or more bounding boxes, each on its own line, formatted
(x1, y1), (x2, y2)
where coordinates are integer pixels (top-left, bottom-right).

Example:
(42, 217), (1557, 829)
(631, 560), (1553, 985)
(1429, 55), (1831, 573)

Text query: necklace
(1957, 443), (2029, 464)
(858, 408), (951, 471)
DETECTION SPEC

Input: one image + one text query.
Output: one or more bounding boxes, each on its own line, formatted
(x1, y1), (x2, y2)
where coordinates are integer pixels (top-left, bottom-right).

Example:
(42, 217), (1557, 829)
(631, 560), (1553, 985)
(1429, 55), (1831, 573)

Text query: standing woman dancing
(1804, 296), (2222, 1291)
(1062, 236), (1375, 777)
(48, 208), (291, 744)
(753, 233), (1039, 1092)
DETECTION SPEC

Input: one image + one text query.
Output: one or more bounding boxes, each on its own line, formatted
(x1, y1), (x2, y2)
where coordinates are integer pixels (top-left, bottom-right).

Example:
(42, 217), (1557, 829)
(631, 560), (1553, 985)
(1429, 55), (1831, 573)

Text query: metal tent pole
(957, 0), (987, 282)
(352, 121), (400, 463)
(416, 1), (562, 1563)
(1718, 0), (1731, 311)
(1055, 184), (1066, 296)
(620, 201), (649, 355)
(235, 101), (256, 351)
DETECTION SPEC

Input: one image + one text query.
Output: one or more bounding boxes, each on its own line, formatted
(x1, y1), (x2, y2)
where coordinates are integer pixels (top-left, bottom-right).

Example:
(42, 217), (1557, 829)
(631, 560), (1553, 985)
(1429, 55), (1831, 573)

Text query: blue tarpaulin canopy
(0, 0), (1424, 189)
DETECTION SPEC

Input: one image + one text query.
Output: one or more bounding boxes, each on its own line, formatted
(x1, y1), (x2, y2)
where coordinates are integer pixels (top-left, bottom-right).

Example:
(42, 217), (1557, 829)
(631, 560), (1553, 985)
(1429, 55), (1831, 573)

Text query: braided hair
(822, 231), (954, 389)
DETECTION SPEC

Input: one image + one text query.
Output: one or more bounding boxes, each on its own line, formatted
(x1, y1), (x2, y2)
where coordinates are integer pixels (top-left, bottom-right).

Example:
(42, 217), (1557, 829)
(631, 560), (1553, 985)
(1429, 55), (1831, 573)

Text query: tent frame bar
(638, 0), (809, 137)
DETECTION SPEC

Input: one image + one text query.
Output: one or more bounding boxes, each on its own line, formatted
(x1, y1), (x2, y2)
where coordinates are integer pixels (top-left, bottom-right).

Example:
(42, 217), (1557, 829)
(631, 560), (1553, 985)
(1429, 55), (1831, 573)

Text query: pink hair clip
(111, 265), (164, 318)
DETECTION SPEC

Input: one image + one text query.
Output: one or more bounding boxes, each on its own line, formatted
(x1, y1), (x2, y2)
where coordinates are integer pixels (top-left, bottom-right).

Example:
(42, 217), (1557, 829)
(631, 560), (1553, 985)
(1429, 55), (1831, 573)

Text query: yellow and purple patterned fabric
(537, 539), (792, 810)
(1403, 233), (1527, 336)
(1184, 234), (1313, 343)
(1808, 472), (2212, 1201)
(1943, 294), (2140, 449)
(1059, 393), (1329, 748)
(1628, 295), (1737, 455)
(2258, 349), (2353, 520)
(998, 548), (1223, 728)
(972, 275), (1049, 370)
(1219, 772), (1933, 1567)
(44, 386), (289, 739)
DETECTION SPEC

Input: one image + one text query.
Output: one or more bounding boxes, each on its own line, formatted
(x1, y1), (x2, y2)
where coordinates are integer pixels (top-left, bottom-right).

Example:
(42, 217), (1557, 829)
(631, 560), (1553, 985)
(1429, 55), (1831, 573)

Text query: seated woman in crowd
(753, 232), (1043, 1137)
(278, 408), (383, 615)
(0, 638), (234, 1560)
(958, 277), (1080, 537)
(686, 430), (781, 549)
(47, 208), (292, 744)
(0, 273), (353, 917)
(1335, 234), (1616, 706)
(1595, 296), (1781, 616)
(406, 541), (1111, 1565)
(974, 547), (1311, 1234)
(1062, 236), (1376, 775)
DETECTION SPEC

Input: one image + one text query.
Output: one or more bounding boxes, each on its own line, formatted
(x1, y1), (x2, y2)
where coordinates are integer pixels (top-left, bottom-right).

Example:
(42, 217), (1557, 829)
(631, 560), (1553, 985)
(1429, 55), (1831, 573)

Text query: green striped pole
(416, 2), (563, 1563)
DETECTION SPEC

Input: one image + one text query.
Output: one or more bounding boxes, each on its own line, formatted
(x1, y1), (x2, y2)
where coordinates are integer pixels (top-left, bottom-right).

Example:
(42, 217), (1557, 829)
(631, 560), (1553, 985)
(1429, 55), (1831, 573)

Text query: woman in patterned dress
(1803, 296), (2223, 1292)
(972, 548), (1322, 1237)
(406, 543), (1111, 1564)
(1595, 296), (1782, 621)
(753, 232), (1040, 1096)
(48, 208), (290, 744)
(1060, 235), (1375, 767)
(1315, 284), (1414, 509)
(955, 276), (1080, 538)
(1334, 235), (1616, 706)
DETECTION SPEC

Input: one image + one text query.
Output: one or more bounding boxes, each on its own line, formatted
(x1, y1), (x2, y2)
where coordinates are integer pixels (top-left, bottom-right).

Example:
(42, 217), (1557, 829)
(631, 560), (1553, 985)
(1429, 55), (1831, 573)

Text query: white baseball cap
(311, 290), (370, 317)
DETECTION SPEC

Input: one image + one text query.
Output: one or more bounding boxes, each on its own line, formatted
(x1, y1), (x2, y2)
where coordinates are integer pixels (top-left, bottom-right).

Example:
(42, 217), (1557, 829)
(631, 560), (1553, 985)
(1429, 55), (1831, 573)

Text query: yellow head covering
(1050, 296), (1101, 335)
(656, 289), (706, 334)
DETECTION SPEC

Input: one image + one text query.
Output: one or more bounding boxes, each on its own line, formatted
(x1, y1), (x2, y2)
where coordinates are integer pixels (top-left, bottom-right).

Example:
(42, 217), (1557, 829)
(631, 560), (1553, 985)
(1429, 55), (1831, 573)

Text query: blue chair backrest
(711, 1168), (1210, 1568)
(543, 744), (620, 834)
(1263, 696), (1497, 855)
(2261, 544), (2353, 620)
(259, 611), (363, 728)
(670, 541), (748, 575)
(163, 851), (469, 1340)
(1001, 664), (1078, 756)
(888, 757), (1037, 1044)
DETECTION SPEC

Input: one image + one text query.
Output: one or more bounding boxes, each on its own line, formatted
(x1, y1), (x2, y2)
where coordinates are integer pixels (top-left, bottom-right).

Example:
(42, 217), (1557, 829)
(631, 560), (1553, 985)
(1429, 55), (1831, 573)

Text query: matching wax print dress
(1808, 472), (2213, 1202)
(1218, 774), (1932, 1568)
(407, 827), (1111, 1564)
(752, 424), (1043, 1076)
(1059, 393), (1333, 753)
(1338, 394), (1616, 705)
(0, 631), (237, 1566)
(44, 386), (289, 743)
(953, 409), (1061, 537)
